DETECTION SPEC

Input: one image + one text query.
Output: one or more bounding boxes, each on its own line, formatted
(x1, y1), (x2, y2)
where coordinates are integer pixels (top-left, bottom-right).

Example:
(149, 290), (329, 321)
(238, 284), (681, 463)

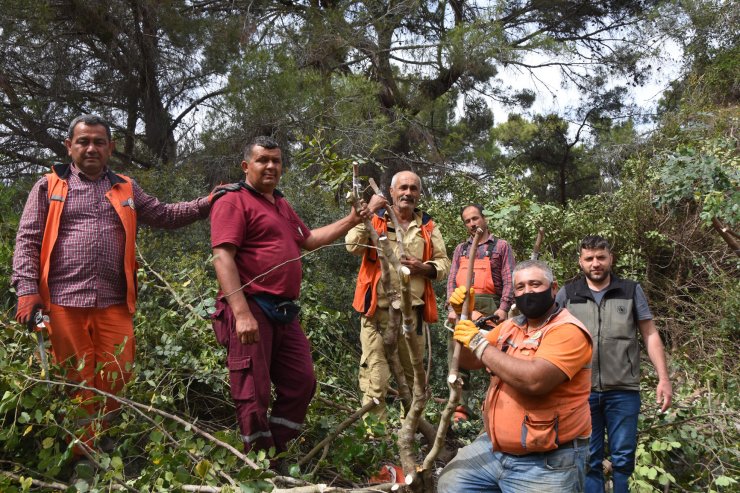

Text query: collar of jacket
(374, 207), (433, 229)
(571, 274), (630, 301)
(52, 162), (127, 186)
(239, 180), (284, 198)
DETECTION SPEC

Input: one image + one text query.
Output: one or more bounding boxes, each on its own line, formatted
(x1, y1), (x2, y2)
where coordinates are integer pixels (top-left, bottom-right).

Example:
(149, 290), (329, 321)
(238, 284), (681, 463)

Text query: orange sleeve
(534, 324), (592, 379)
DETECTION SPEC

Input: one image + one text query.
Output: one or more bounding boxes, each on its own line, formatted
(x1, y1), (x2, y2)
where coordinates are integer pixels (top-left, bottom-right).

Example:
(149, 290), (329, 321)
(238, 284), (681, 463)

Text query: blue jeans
(586, 390), (641, 493)
(438, 433), (589, 493)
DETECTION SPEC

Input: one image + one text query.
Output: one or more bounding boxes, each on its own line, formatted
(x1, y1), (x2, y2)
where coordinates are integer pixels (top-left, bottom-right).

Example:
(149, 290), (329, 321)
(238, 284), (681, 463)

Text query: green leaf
(20, 476), (33, 491)
(73, 480), (89, 492)
(195, 460), (212, 478)
(42, 437), (54, 449)
(20, 394), (36, 408)
(715, 476), (737, 487)
(149, 430), (164, 443)
(175, 466), (190, 483)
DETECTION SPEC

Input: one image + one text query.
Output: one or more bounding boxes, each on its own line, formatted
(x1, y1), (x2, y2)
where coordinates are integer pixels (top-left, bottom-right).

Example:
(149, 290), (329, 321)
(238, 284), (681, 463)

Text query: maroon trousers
(212, 297), (316, 453)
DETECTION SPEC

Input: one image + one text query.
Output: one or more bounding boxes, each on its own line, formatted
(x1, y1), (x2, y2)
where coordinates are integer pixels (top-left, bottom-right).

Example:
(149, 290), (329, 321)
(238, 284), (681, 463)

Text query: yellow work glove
(453, 319), (490, 359)
(449, 286), (475, 315)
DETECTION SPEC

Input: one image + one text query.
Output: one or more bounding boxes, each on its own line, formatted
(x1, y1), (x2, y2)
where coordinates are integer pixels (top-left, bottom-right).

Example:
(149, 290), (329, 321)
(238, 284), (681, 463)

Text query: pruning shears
(444, 313), (500, 332)
(27, 305), (51, 381)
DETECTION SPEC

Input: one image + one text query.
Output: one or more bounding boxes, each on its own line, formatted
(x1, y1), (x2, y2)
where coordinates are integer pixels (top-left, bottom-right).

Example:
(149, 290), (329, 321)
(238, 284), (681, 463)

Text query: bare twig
(66, 433), (140, 493)
(314, 395), (355, 413)
(397, 307), (432, 490)
(137, 246), (211, 321)
(0, 471), (68, 490)
(221, 242), (379, 299)
(17, 374), (259, 469)
(298, 398), (380, 466)
(642, 410), (739, 432)
(0, 470), (400, 493)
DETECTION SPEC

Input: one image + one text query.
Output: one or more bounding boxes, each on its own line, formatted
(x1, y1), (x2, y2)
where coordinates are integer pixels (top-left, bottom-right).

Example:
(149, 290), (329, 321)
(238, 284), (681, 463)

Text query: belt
(502, 436), (590, 457)
(556, 437), (590, 450)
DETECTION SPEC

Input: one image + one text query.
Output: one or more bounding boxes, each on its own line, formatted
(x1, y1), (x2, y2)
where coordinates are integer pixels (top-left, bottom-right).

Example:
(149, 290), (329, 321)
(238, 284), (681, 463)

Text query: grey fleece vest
(564, 277), (640, 391)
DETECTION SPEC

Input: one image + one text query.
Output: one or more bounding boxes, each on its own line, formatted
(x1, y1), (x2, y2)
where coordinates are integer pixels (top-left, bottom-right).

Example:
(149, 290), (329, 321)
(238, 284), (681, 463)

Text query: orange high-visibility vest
(483, 309), (593, 454)
(39, 164), (139, 313)
(352, 213), (439, 323)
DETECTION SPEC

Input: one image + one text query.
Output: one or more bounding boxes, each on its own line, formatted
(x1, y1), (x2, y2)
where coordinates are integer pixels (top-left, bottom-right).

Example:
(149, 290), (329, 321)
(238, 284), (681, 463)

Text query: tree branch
(298, 398), (379, 467)
(18, 374), (259, 469)
(711, 217), (740, 257)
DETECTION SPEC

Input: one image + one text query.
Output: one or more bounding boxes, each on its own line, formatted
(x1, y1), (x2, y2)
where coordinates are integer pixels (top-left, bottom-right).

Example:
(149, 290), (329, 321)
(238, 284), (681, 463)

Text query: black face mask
(515, 288), (555, 320)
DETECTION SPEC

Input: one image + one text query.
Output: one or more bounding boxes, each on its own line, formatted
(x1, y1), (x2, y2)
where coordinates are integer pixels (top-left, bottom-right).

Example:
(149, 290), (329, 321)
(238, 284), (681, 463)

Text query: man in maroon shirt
(12, 114), (233, 460)
(210, 136), (383, 456)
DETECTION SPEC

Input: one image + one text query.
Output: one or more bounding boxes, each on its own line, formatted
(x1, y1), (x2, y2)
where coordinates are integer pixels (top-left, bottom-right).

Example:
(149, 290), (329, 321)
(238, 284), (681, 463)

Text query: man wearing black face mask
(438, 260), (593, 492)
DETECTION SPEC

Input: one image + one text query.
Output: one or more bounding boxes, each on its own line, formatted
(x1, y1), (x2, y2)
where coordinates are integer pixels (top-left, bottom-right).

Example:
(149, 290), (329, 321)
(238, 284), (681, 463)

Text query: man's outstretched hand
(209, 183), (242, 204)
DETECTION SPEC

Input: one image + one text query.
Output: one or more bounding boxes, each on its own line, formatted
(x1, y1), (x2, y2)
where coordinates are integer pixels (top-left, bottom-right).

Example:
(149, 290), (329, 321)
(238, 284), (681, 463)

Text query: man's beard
(584, 267), (610, 282)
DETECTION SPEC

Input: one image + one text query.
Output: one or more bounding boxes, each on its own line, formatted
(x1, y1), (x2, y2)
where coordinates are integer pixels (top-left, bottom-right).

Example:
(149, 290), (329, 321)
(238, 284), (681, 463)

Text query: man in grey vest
(555, 235), (673, 493)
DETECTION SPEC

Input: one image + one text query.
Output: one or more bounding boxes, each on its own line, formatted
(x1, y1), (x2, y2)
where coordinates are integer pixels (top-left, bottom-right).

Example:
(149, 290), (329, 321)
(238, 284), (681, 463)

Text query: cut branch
(298, 398), (379, 466)
(18, 374), (259, 469)
(711, 217), (740, 257)
(422, 228), (484, 478)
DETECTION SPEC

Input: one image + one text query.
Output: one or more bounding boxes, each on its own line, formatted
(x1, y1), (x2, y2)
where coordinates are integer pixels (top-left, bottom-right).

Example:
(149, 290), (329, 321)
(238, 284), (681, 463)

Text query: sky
(484, 39), (685, 137)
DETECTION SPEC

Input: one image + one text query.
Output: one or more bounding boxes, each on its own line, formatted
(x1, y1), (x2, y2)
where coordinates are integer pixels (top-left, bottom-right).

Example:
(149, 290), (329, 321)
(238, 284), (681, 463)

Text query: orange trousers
(47, 304), (135, 455)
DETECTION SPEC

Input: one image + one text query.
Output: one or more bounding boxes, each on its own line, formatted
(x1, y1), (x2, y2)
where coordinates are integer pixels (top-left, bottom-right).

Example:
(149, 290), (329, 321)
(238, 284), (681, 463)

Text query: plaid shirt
(12, 164), (210, 308)
(446, 233), (516, 315)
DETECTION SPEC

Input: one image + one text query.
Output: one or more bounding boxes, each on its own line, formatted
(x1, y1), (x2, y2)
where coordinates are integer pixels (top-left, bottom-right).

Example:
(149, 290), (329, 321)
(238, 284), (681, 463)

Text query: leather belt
(556, 437), (591, 450)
